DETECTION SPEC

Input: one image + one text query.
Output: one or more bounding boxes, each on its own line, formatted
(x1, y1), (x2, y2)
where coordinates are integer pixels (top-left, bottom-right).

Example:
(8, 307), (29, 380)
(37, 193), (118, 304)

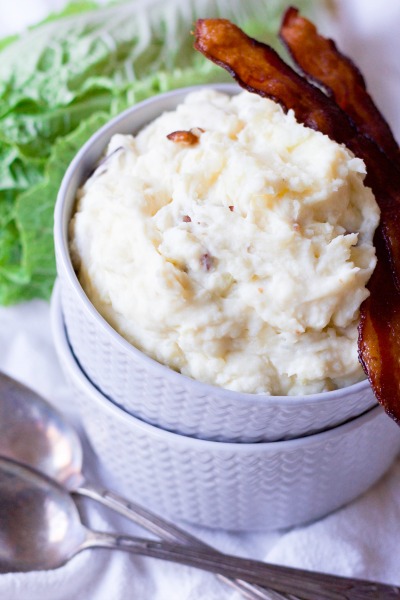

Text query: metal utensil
(1, 457), (399, 600)
(0, 371), (284, 600)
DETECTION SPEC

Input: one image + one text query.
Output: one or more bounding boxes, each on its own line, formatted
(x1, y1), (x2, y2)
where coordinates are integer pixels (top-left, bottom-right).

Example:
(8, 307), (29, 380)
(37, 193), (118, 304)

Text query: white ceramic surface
(54, 84), (378, 443)
(51, 282), (400, 531)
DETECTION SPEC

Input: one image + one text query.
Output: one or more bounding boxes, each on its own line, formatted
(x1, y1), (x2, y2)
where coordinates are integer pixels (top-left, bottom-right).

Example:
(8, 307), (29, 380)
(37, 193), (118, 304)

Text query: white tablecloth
(0, 1), (400, 599)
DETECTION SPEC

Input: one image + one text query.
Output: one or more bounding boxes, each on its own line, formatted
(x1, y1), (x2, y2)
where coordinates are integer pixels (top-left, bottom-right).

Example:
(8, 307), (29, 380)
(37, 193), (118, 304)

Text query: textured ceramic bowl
(51, 282), (400, 531)
(54, 84), (378, 443)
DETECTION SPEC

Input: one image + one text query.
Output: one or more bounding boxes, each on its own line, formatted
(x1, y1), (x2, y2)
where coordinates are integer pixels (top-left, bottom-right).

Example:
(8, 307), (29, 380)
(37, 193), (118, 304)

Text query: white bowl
(54, 84), (378, 443)
(51, 282), (400, 531)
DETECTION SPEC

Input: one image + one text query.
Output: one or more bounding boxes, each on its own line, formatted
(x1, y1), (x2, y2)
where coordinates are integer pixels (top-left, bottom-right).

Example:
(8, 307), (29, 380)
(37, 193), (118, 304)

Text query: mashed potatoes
(70, 89), (380, 395)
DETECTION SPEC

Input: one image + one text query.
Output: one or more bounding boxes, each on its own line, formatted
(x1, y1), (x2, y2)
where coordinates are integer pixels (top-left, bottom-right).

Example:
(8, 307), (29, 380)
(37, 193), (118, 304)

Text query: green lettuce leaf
(8, 112), (109, 304)
(0, 0), (317, 304)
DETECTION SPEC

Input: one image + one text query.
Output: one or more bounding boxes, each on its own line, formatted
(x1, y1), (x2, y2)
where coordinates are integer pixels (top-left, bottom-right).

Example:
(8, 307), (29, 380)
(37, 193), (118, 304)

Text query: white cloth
(1, 1), (400, 599)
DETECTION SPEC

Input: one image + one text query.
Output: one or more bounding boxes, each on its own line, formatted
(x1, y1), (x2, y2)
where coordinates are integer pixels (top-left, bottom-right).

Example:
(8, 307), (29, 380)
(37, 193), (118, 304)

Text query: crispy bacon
(167, 128), (204, 145)
(358, 232), (400, 423)
(194, 18), (400, 422)
(167, 130), (199, 145)
(278, 8), (400, 421)
(280, 7), (400, 165)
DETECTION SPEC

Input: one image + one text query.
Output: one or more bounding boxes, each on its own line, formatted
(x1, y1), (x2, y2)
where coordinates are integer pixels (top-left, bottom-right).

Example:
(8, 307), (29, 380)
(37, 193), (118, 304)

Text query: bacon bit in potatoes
(201, 253), (214, 271)
(182, 215), (192, 222)
(229, 205), (234, 211)
(167, 127), (204, 145)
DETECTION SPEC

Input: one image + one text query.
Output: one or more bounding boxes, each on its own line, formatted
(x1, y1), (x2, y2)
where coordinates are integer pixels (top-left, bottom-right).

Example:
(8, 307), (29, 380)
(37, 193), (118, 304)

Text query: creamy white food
(70, 89), (380, 395)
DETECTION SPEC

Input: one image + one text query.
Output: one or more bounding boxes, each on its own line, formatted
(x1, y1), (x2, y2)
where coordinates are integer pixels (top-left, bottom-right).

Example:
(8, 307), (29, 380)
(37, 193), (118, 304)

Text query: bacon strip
(194, 18), (400, 422)
(279, 7), (400, 165)
(278, 9), (400, 421)
(358, 232), (400, 423)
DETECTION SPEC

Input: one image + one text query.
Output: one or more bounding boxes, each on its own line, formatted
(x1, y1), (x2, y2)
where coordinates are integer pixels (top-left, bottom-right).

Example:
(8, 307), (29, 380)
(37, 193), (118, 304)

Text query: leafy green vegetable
(12, 112), (109, 304)
(0, 0), (317, 304)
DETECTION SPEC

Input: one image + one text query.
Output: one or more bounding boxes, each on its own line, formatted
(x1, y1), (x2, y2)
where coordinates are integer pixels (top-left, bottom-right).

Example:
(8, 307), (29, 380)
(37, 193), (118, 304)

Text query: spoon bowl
(0, 457), (86, 572)
(0, 373), (83, 489)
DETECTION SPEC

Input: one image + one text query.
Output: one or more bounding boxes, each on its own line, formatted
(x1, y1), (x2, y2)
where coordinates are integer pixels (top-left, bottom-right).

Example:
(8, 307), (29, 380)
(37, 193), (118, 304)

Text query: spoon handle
(76, 482), (288, 600)
(85, 531), (400, 600)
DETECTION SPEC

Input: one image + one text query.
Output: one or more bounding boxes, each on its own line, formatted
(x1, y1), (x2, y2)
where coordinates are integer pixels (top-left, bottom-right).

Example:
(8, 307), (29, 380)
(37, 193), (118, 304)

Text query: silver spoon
(1, 457), (399, 600)
(0, 371), (285, 600)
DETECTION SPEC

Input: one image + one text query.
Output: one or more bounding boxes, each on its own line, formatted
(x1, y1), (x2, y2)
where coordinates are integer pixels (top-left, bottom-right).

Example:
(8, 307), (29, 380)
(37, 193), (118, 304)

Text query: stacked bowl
(52, 86), (400, 531)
